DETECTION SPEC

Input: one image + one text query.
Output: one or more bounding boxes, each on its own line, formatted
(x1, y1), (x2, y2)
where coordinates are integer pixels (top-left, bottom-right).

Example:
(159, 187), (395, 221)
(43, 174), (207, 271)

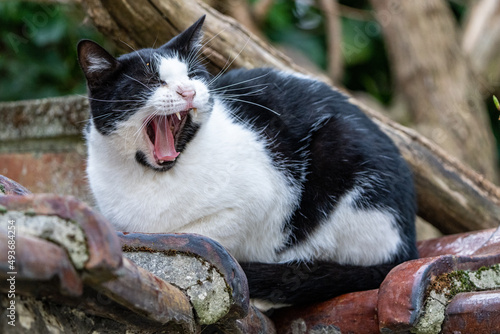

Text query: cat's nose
(176, 86), (196, 101)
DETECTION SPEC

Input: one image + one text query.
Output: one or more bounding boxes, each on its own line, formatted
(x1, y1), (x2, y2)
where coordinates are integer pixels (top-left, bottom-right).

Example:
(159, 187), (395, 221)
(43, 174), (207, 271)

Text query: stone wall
(0, 96), (92, 204)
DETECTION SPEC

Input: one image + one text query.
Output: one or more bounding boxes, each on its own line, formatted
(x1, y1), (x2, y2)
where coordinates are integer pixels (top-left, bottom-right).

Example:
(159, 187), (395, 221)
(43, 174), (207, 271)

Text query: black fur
(240, 261), (396, 305)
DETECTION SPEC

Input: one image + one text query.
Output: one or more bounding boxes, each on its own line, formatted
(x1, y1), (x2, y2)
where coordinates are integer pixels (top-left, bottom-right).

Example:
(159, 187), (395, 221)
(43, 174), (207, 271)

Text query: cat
(77, 15), (418, 308)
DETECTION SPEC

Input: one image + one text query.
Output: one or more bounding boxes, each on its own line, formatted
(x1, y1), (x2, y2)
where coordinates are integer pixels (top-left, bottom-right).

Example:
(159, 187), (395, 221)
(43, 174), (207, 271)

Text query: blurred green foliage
(0, 1), (112, 101)
(0, 0), (480, 109)
(0, 0), (393, 103)
(2, 0), (497, 160)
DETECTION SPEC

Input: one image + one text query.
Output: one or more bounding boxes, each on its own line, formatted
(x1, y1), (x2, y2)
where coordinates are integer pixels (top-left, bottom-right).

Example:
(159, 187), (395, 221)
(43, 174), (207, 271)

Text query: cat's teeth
(175, 112), (181, 120)
(192, 108), (198, 117)
(158, 160), (164, 163)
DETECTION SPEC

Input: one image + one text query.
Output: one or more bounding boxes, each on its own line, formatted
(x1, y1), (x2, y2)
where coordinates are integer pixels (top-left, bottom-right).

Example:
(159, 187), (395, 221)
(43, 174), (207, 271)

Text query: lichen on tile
(123, 251), (231, 325)
(3, 210), (88, 269)
(413, 264), (500, 334)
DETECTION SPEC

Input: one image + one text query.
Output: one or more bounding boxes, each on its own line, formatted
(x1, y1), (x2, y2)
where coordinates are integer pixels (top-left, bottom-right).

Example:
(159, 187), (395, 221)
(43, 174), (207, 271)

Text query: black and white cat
(78, 16), (417, 308)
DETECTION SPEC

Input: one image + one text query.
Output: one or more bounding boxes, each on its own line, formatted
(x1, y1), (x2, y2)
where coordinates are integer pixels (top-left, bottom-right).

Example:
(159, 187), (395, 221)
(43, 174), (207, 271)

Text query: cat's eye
(160, 80), (168, 86)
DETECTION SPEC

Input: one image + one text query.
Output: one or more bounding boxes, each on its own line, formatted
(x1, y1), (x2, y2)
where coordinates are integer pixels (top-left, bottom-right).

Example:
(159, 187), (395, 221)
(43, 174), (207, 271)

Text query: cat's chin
(135, 150), (176, 172)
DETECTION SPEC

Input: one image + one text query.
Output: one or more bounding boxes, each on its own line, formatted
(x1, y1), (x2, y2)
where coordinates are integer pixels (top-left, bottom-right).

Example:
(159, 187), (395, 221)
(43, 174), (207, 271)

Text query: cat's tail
(239, 261), (397, 305)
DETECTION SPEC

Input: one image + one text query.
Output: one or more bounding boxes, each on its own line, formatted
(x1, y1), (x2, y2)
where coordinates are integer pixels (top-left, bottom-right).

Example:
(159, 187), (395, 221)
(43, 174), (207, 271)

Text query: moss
(428, 269), (476, 299)
(0, 205), (7, 214)
(414, 264), (500, 334)
(490, 264), (500, 274)
(24, 209), (36, 217)
(473, 265), (498, 279)
(447, 270), (477, 297)
(0, 184), (5, 194)
(475, 266), (488, 278)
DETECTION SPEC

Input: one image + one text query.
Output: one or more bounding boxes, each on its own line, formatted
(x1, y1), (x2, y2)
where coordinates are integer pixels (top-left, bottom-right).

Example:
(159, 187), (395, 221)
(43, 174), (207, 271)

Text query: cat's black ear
(160, 15), (206, 53)
(78, 40), (119, 87)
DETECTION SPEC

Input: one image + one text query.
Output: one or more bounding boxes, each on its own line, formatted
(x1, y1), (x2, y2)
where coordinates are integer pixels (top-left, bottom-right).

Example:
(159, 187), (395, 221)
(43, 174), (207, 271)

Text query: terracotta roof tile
(0, 176), (275, 333)
(1, 174), (499, 333)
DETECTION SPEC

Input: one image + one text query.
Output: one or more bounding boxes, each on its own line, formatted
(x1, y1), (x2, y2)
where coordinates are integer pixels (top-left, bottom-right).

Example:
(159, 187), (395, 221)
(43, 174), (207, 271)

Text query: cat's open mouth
(145, 110), (195, 165)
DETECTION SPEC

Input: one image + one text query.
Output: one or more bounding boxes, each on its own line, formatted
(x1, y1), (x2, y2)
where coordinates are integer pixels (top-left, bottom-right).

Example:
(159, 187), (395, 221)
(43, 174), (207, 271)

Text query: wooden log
(79, 0), (500, 234)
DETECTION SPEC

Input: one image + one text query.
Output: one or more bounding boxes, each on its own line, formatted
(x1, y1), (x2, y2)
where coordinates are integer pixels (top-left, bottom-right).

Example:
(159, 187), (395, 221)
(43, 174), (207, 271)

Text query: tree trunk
(370, 0), (498, 183)
(462, 0), (500, 95)
(80, 0), (500, 234)
(318, 0), (343, 83)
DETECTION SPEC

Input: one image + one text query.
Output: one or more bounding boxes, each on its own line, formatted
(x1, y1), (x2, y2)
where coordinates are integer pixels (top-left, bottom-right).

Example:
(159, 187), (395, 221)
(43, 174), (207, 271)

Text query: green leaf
(493, 95), (500, 111)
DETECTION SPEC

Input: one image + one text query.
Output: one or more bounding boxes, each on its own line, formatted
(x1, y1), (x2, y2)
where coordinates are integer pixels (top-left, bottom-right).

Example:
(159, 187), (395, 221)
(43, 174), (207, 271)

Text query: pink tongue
(153, 116), (179, 161)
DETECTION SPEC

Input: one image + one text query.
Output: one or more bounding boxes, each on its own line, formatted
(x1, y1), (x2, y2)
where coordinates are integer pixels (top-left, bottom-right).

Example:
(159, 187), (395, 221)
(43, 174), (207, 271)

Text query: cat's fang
(192, 108), (198, 117)
(176, 112), (181, 120)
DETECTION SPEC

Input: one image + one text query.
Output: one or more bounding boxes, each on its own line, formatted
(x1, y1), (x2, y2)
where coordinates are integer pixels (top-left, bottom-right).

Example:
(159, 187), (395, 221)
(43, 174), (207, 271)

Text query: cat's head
(78, 15), (212, 171)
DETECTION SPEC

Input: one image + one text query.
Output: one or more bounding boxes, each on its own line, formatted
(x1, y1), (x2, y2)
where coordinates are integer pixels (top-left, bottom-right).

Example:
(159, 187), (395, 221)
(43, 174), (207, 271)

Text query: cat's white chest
(87, 101), (299, 262)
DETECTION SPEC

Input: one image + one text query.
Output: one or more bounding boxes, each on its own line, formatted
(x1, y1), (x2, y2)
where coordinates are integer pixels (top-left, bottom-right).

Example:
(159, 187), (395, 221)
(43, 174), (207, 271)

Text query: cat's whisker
(185, 46), (202, 69)
(217, 87), (267, 98)
(208, 57), (232, 87)
(189, 53), (211, 69)
(132, 110), (159, 144)
(220, 97), (281, 116)
(210, 84), (268, 96)
(210, 83), (269, 94)
(152, 53), (165, 75)
(87, 106), (141, 121)
(201, 28), (226, 50)
(209, 73), (270, 91)
(207, 37), (251, 87)
(120, 40), (148, 74)
(76, 106), (141, 125)
(226, 111), (248, 125)
(83, 96), (146, 103)
(186, 28), (226, 68)
(151, 34), (159, 49)
(123, 74), (155, 92)
(210, 84), (267, 93)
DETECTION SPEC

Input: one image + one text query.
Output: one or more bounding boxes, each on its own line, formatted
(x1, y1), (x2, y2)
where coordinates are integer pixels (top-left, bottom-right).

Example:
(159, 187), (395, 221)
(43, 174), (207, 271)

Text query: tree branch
(80, 0), (500, 234)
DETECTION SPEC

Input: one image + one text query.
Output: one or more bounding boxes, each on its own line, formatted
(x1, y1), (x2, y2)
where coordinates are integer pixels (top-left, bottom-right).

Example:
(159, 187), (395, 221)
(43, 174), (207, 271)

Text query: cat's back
(214, 68), (418, 264)
(213, 67), (406, 174)
(214, 68), (387, 144)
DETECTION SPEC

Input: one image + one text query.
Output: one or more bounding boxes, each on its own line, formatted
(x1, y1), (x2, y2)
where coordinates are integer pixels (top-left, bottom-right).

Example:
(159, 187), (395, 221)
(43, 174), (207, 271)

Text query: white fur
(158, 57), (188, 82)
(87, 54), (111, 73)
(278, 187), (402, 265)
